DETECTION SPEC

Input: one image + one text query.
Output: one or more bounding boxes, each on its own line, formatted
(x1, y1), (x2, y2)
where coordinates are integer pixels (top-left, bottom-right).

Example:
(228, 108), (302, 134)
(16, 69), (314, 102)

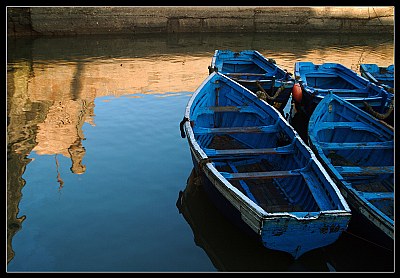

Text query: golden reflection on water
(91, 56), (210, 95)
(6, 53), (212, 263)
(8, 55), (211, 168)
(6, 33), (394, 266)
(9, 44), (393, 165)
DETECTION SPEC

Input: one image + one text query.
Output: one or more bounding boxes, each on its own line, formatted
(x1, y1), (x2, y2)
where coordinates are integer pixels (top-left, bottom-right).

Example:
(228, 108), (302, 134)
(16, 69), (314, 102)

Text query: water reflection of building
(7, 61), (41, 264)
(33, 99), (93, 175)
(26, 61), (97, 174)
(6, 59), (96, 263)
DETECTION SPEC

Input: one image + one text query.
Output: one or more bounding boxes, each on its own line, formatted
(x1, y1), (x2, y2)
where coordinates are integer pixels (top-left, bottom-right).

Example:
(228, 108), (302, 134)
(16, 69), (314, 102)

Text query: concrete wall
(7, 6), (394, 37)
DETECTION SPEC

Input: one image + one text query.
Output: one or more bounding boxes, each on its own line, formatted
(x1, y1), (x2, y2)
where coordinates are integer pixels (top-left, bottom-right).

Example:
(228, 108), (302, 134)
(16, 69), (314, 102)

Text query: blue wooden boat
(209, 50), (295, 115)
(179, 71), (351, 260)
(308, 93), (394, 246)
(360, 63), (394, 92)
(293, 62), (394, 126)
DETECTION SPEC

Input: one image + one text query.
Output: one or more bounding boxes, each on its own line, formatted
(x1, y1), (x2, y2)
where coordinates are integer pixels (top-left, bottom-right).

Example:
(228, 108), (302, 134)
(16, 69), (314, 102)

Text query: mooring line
(343, 230), (393, 252)
(372, 7), (392, 34)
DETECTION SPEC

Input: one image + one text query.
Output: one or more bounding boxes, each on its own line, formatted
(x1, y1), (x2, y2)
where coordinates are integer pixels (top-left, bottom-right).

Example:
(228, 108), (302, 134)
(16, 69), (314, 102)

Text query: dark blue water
(7, 32), (394, 272)
(9, 93), (208, 272)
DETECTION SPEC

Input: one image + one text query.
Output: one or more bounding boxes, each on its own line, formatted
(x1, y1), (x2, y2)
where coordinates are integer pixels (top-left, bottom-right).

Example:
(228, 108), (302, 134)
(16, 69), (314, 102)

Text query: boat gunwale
(184, 72), (351, 220)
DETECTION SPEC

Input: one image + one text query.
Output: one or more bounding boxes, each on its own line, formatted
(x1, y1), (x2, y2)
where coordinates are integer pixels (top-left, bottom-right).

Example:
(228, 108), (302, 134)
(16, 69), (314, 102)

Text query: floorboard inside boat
(326, 150), (393, 220)
(235, 161), (303, 213)
(327, 152), (358, 167)
(209, 135), (302, 213)
(208, 134), (250, 150)
(327, 152), (393, 193)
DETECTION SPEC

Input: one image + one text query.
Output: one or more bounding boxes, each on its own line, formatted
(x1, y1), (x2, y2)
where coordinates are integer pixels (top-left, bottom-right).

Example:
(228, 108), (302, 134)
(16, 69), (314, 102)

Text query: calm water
(7, 32), (394, 272)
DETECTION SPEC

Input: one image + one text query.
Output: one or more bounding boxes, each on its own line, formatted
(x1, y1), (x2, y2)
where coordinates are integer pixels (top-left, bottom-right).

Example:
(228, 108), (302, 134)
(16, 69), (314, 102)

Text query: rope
(196, 157), (211, 172)
(363, 99), (394, 120)
(179, 116), (189, 138)
(198, 157), (212, 168)
(372, 7), (393, 33)
(343, 230), (393, 252)
(208, 65), (217, 74)
(376, 83), (394, 94)
(385, 87), (394, 94)
(255, 81), (285, 101)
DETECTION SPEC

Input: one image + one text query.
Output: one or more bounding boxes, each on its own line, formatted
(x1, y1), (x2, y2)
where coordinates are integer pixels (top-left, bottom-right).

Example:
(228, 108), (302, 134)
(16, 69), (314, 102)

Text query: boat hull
(182, 72), (351, 259)
(293, 62), (394, 126)
(308, 93), (394, 245)
(210, 50), (295, 115)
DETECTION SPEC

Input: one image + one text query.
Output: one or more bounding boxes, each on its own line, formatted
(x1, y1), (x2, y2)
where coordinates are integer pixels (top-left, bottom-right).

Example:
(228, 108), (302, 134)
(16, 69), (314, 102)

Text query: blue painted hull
(308, 93), (394, 243)
(360, 64), (394, 92)
(209, 50), (295, 115)
(181, 72), (351, 259)
(294, 62), (394, 126)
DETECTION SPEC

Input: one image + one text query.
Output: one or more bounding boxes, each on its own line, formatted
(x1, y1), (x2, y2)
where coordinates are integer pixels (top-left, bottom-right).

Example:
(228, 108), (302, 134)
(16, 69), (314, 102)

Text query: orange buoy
(292, 83), (302, 103)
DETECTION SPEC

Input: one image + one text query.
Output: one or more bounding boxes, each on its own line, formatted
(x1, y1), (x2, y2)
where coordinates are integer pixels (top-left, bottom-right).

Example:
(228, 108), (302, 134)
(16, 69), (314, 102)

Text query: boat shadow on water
(176, 169), (394, 272)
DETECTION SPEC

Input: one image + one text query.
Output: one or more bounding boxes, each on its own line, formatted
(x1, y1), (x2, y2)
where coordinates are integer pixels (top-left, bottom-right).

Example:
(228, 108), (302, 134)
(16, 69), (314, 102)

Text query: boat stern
(261, 212), (351, 259)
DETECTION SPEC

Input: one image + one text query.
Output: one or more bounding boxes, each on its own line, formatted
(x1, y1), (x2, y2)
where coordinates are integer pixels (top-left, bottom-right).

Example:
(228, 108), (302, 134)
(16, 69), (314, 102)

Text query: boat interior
(311, 97), (394, 221)
(296, 63), (384, 96)
(189, 74), (345, 214)
(304, 73), (359, 90)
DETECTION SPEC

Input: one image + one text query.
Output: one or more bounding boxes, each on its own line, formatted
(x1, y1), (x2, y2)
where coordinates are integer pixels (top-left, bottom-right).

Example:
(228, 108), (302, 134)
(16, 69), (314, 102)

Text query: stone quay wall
(7, 6), (394, 37)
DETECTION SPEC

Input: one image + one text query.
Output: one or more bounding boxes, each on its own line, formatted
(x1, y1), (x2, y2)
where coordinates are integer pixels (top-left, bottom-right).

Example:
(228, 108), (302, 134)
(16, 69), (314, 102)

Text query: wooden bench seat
(220, 169), (302, 180)
(360, 191), (394, 201)
(194, 125), (278, 135)
(319, 140), (393, 150)
(334, 166), (394, 176)
(204, 144), (295, 158)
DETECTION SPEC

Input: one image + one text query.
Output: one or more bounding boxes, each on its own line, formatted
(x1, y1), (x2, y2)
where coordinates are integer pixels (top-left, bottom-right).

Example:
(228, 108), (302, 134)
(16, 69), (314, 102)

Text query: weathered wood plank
(361, 192), (394, 201)
(204, 144), (294, 157)
(227, 162), (259, 205)
(334, 165), (393, 176)
(225, 72), (267, 77)
(197, 105), (256, 114)
(232, 78), (274, 84)
(319, 141), (393, 150)
(194, 125), (278, 135)
(221, 170), (302, 180)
